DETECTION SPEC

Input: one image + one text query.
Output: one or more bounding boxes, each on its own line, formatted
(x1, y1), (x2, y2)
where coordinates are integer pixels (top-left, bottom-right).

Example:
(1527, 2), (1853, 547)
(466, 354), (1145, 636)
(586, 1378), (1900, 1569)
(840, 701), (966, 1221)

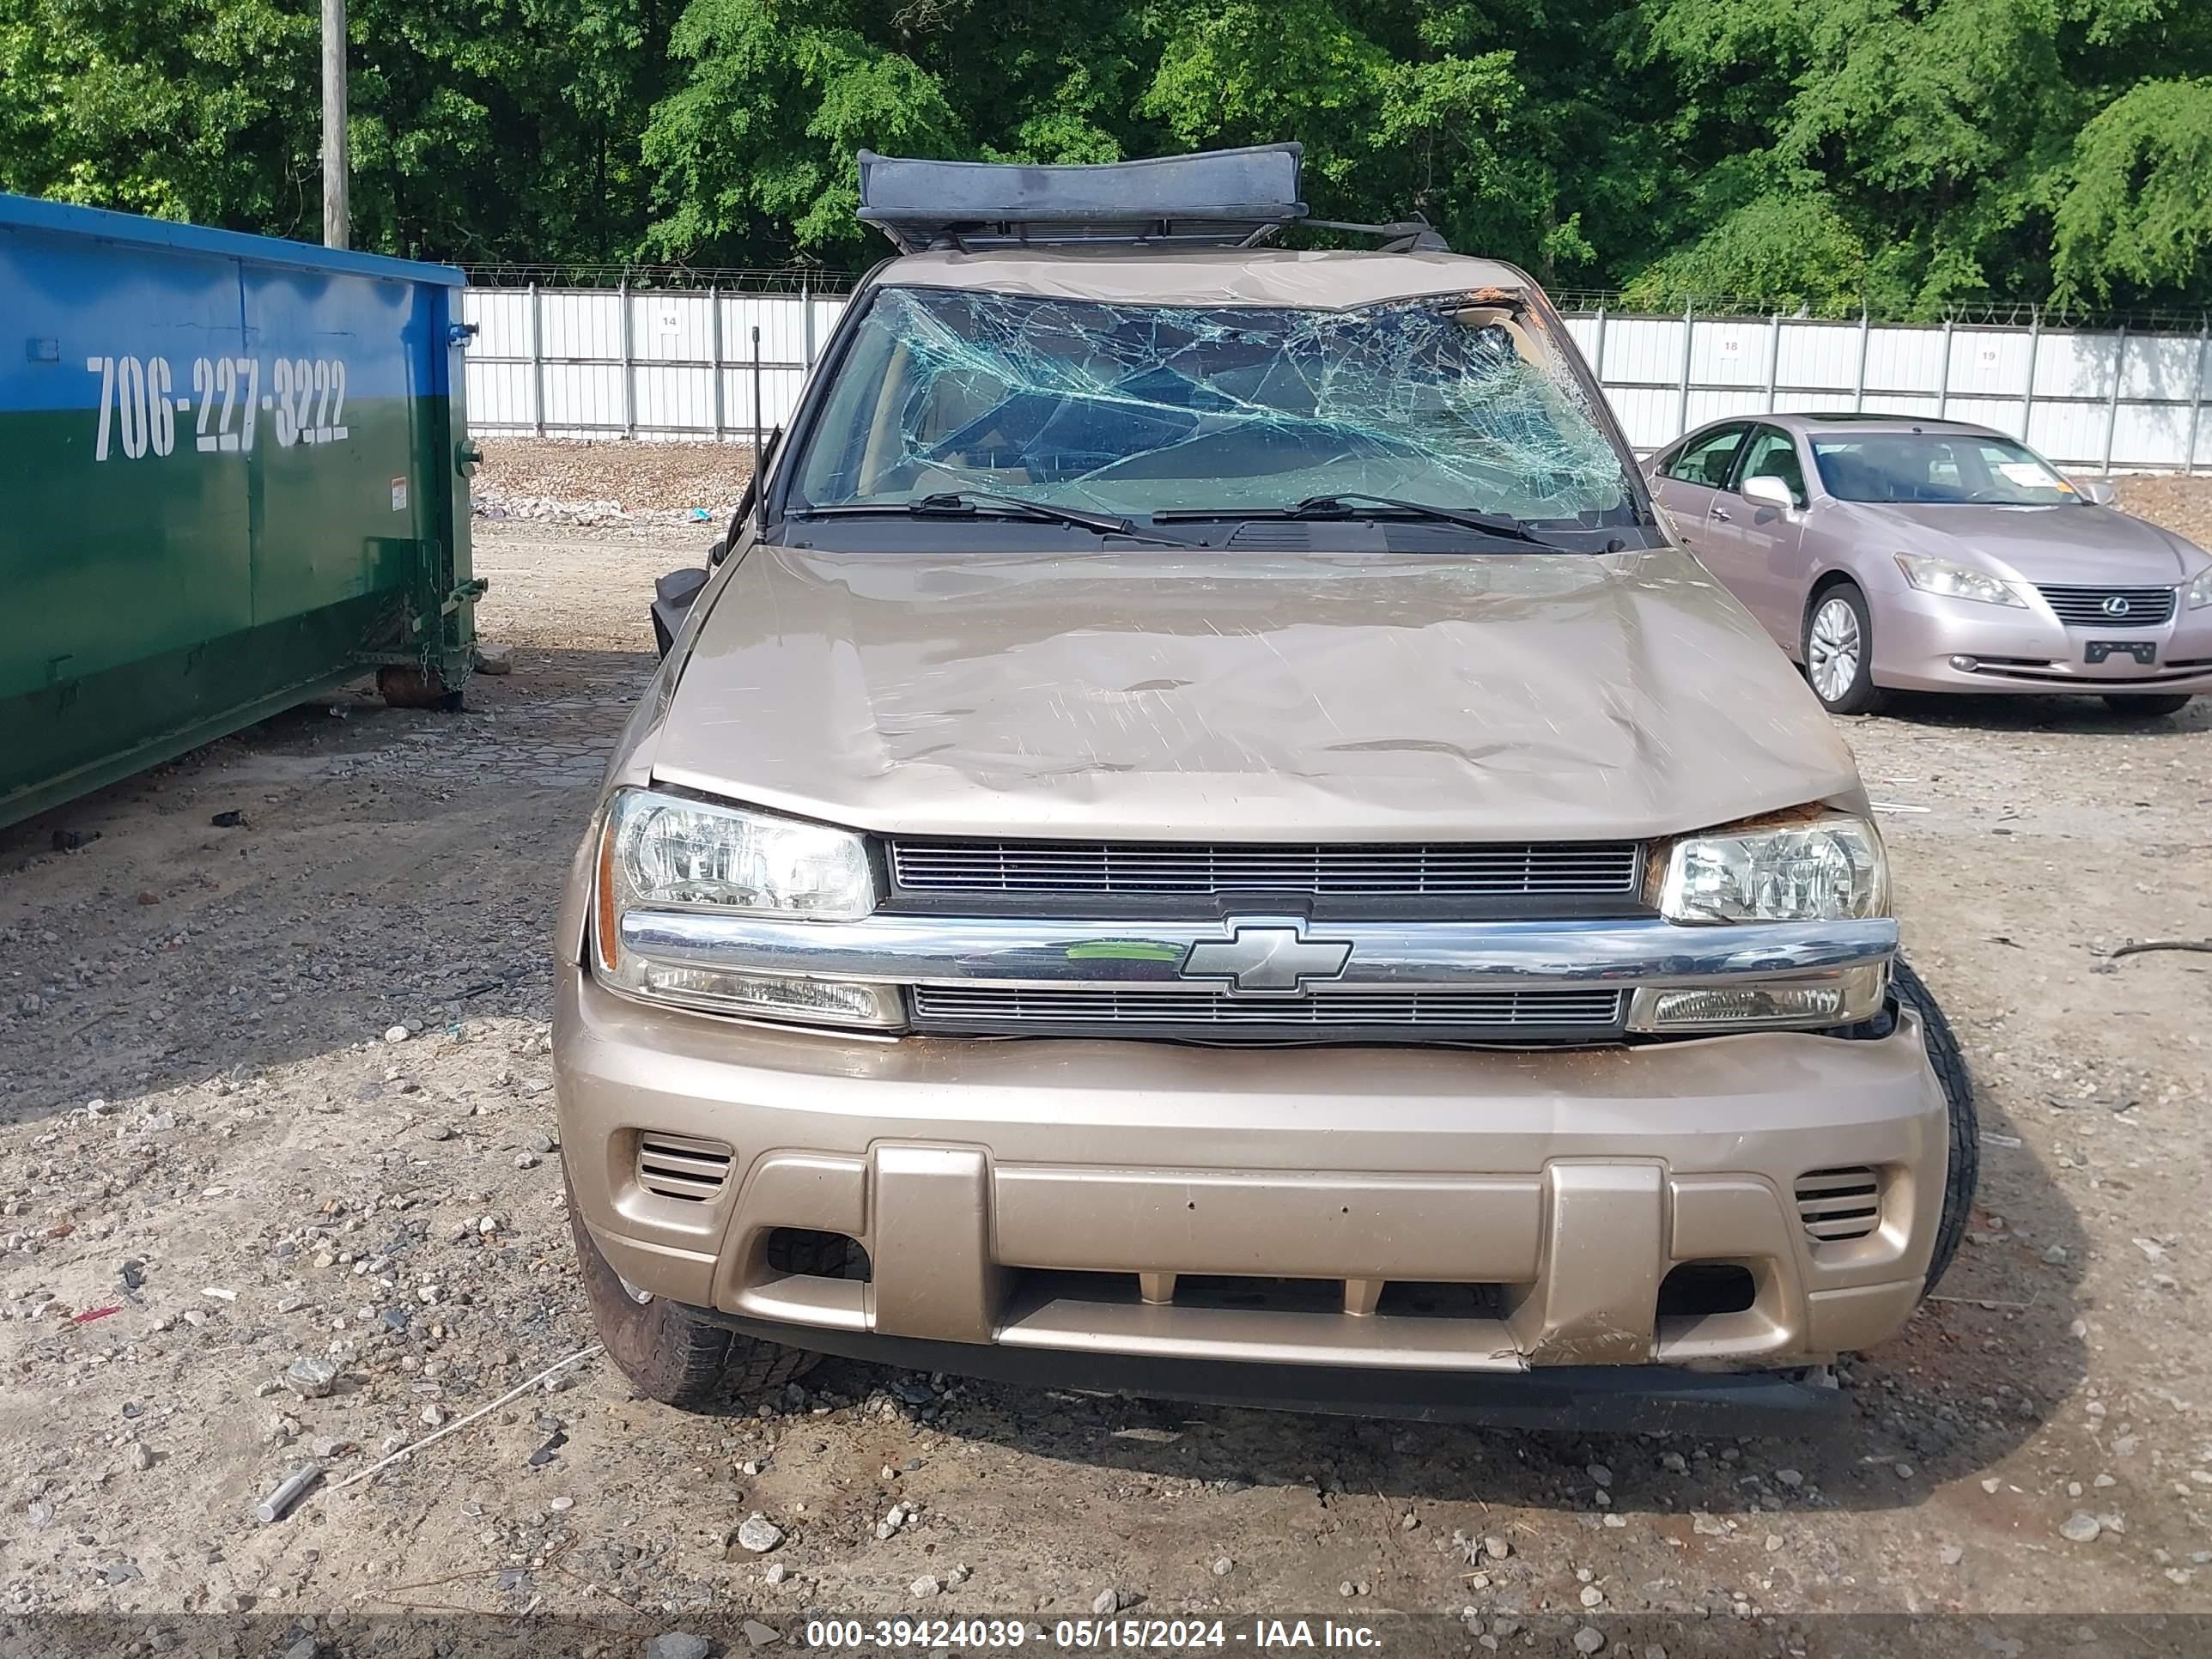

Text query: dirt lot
(3, 463), (2211, 1656)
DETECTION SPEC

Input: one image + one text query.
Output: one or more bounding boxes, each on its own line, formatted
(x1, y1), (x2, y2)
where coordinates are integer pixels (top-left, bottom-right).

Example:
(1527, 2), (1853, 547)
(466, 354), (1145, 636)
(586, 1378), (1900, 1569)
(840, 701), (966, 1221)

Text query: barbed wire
(459, 263), (853, 293)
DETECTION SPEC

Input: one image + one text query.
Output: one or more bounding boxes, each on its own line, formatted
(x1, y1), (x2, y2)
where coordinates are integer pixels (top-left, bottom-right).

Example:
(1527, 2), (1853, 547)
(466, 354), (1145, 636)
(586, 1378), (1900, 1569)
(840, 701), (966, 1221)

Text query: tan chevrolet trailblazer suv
(554, 147), (1974, 1430)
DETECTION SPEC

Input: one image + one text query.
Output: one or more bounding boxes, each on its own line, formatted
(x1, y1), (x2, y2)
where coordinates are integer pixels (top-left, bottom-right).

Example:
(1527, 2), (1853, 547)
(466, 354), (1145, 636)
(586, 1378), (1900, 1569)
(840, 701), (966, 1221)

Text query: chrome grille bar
(617, 910), (1899, 991)
(2035, 584), (2177, 628)
(914, 985), (1626, 1030)
(889, 838), (1641, 896)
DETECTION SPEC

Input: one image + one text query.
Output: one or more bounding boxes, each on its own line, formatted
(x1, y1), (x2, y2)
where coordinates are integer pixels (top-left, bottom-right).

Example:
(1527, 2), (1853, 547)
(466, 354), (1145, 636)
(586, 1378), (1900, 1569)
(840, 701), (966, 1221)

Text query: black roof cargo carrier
(857, 144), (1308, 252)
(857, 145), (1450, 254)
(858, 143), (1446, 258)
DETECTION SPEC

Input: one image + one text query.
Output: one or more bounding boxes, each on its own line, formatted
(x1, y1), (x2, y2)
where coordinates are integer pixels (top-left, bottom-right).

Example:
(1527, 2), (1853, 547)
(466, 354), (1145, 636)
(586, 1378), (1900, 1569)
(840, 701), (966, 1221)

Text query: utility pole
(321, 0), (349, 248)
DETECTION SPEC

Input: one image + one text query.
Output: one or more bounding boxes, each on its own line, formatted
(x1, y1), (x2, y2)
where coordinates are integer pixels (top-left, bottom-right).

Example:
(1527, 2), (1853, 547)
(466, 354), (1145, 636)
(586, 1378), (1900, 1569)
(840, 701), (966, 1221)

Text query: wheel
(1890, 959), (1978, 1293)
(2100, 693), (2191, 719)
(567, 1173), (820, 1407)
(1802, 583), (1887, 714)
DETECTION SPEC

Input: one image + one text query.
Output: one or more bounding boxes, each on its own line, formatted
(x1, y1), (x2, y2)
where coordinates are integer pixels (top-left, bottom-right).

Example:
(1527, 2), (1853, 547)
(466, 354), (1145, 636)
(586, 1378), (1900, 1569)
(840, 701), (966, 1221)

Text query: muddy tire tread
(566, 1176), (818, 1408)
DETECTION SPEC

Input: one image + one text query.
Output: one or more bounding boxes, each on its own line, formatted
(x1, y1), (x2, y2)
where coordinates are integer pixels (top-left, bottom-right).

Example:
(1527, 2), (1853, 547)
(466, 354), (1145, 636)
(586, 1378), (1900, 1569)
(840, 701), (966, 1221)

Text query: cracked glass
(793, 285), (1635, 526)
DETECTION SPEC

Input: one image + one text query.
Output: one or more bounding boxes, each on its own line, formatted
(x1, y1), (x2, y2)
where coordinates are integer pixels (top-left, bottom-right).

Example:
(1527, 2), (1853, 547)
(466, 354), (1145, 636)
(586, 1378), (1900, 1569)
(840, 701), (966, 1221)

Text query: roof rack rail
(854, 145), (1450, 255)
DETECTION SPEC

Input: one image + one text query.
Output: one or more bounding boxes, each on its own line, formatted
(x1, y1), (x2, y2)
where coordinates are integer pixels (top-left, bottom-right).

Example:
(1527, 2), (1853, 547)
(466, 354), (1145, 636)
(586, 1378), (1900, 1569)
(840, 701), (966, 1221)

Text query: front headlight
(1644, 811), (1892, 1030)
(592, 789), (901, 1029)
(2186, 567), (2212, 610)
(1658, 812), (1888, 925)
(1894, 553), (2026, 608)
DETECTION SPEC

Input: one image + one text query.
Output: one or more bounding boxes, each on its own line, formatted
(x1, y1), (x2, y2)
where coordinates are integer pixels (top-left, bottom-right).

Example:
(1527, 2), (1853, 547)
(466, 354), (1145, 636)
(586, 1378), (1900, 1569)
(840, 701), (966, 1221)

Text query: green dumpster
(1, 192), (481, 829)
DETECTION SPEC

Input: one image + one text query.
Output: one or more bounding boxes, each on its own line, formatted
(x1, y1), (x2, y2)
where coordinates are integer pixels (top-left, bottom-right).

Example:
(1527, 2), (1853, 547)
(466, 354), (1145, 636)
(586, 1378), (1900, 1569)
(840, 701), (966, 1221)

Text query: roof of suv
(876, 246), (1531, 308)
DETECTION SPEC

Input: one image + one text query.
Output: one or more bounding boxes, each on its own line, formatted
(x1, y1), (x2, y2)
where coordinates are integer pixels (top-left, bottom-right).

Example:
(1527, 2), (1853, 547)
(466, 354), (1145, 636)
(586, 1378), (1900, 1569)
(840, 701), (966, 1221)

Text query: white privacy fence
(1561, 308), (2212, 473)
(461, 283), (845, 442)
(459, 285), (2212, 474)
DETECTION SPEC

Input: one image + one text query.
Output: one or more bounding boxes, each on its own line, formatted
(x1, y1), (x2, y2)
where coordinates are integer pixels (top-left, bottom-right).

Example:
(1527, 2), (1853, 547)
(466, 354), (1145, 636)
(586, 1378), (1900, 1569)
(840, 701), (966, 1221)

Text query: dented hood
(648, 544), (1864, 842)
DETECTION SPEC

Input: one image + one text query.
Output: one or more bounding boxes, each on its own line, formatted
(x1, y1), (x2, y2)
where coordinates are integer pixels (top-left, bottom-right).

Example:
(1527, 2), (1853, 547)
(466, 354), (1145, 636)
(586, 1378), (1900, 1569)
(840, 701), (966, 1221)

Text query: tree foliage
(3, 0), (2210, 313)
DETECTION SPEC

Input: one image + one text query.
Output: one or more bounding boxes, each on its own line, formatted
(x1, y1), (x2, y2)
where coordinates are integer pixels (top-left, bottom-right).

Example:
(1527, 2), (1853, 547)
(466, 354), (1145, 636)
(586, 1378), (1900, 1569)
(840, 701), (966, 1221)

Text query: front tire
(1803, 584), (1887, 714)
(2100, 693), (2192, 719)
(1891, 960), (1978, 1293)
(568, 1174), (819, 1407)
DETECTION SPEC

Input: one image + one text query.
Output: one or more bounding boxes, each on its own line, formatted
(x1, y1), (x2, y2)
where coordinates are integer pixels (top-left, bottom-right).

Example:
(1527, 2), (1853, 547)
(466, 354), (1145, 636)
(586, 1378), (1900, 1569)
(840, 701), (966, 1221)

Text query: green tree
(1134, 1), (1526, 258)
(5, 0), (2212, 310)
(346, 0), (677, 263)
(641, 0), (1161, 264)
(0, 0), (675, 264)
(2052, 77), (2212, 305)
(1633, 0), (2212, 313)
(0, 0), (317, 229)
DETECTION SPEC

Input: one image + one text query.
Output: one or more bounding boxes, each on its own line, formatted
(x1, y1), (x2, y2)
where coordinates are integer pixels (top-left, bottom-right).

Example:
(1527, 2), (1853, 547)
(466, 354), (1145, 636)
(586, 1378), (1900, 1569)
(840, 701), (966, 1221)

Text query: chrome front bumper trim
(617, 910), (1899, 994)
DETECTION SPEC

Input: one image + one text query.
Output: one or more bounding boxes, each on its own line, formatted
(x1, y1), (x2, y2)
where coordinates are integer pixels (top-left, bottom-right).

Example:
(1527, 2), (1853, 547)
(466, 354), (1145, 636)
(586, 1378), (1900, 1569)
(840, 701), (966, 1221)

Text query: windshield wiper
(910, 490), (1139, 537)
(1289, 493), (1568, 549)
(796, 492), (1190, 547)
(1154, 492), (1570, 550)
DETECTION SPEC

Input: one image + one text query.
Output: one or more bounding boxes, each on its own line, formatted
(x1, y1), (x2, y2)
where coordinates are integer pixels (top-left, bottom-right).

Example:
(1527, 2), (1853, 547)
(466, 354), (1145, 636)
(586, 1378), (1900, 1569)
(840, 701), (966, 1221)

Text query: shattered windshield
(792, 285), (1636, 525)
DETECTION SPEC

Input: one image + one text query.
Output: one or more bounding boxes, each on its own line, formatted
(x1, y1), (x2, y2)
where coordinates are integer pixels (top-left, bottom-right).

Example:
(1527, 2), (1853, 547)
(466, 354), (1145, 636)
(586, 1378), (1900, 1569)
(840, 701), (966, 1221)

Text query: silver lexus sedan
(1645, 414), (2212, 717)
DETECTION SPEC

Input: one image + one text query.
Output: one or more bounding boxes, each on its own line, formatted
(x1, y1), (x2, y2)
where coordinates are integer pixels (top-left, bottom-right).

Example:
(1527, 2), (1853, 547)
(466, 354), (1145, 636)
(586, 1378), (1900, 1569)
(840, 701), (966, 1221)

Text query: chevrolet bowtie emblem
(1181, 920), (1353, 997)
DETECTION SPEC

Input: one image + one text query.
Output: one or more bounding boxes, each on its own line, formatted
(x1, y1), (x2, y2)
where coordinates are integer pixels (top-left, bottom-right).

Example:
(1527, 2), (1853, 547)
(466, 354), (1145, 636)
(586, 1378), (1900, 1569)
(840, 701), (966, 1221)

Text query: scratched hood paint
(648, 544), (1865, 842)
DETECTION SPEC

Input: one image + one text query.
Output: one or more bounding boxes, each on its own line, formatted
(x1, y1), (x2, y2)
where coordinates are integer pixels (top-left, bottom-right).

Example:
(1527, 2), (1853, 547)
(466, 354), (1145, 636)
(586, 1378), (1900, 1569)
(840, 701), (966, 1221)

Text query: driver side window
(1663, 423), (1750, 489)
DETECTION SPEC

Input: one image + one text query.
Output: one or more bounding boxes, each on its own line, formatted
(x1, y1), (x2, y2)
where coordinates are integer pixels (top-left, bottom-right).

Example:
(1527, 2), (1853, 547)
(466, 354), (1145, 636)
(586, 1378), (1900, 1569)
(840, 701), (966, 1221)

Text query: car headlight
(2186, 567), (2212, 610)
(1642, 811), (1892, 1030)
(591, 789), (901, 1029)
(1658, 812), (1888, 925)
(1894, 553), (2026, 607)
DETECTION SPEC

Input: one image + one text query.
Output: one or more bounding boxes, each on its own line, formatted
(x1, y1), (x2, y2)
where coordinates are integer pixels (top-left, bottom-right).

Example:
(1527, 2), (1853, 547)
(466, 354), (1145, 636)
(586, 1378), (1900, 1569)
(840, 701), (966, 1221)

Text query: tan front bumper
(556, 969), (1948, 1374)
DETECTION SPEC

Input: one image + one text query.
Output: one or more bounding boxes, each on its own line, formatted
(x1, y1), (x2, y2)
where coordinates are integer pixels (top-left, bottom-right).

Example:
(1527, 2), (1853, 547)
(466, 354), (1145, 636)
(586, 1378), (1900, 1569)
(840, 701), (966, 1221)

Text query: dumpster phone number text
(805, 1620), (1230, 1650)
(83, 354), (353, 462)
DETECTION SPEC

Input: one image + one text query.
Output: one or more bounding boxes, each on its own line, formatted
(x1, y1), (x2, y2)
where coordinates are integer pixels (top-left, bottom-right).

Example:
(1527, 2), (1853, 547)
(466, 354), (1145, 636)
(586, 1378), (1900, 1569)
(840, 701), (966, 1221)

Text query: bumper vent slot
(1795, 1166), (1881, 1242)
(2035, 584), (2177, 627)
(890, 838), (1642, 898)
(636, 1133), (734, 1203)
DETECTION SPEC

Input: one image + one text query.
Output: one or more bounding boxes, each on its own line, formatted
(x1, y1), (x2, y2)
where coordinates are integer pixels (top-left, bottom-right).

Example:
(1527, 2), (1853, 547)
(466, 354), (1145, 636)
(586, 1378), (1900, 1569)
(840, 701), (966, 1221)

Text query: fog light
(630, 961), (904, 1029)
(1628, 964), (1887, 1032)
(1948, 654), (1978, 672)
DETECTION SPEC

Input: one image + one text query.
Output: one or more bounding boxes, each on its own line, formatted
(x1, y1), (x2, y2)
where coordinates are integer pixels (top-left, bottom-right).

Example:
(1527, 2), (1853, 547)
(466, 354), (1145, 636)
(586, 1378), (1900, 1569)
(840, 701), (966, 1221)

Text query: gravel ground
(472, 439), (754, 527)
(3, 490), (2211, 1655)
(2117, 477), (2212, 547)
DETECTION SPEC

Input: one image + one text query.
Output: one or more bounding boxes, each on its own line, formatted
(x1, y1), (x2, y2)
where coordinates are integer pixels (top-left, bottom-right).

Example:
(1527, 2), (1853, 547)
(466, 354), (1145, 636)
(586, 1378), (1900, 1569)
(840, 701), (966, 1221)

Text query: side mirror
(2075, 478), (2118, 507)
(708, 537), (729, 567)
(650, 568), (710, 661)
(1741, 474), (1800, 512)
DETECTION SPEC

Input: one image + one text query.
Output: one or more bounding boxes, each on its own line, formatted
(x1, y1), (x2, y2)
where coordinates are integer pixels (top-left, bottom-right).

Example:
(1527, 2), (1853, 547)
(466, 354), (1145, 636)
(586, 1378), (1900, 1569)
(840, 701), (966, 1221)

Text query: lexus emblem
(2102, 595), (2132, 617)
(1181, 919), (1352, 997)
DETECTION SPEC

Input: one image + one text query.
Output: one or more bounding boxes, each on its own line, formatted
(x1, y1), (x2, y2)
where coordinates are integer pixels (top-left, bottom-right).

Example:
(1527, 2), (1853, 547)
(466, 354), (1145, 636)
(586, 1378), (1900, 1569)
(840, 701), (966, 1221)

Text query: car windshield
(1810, 433), (2080, 506)
(790, 285), (1637, 526)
